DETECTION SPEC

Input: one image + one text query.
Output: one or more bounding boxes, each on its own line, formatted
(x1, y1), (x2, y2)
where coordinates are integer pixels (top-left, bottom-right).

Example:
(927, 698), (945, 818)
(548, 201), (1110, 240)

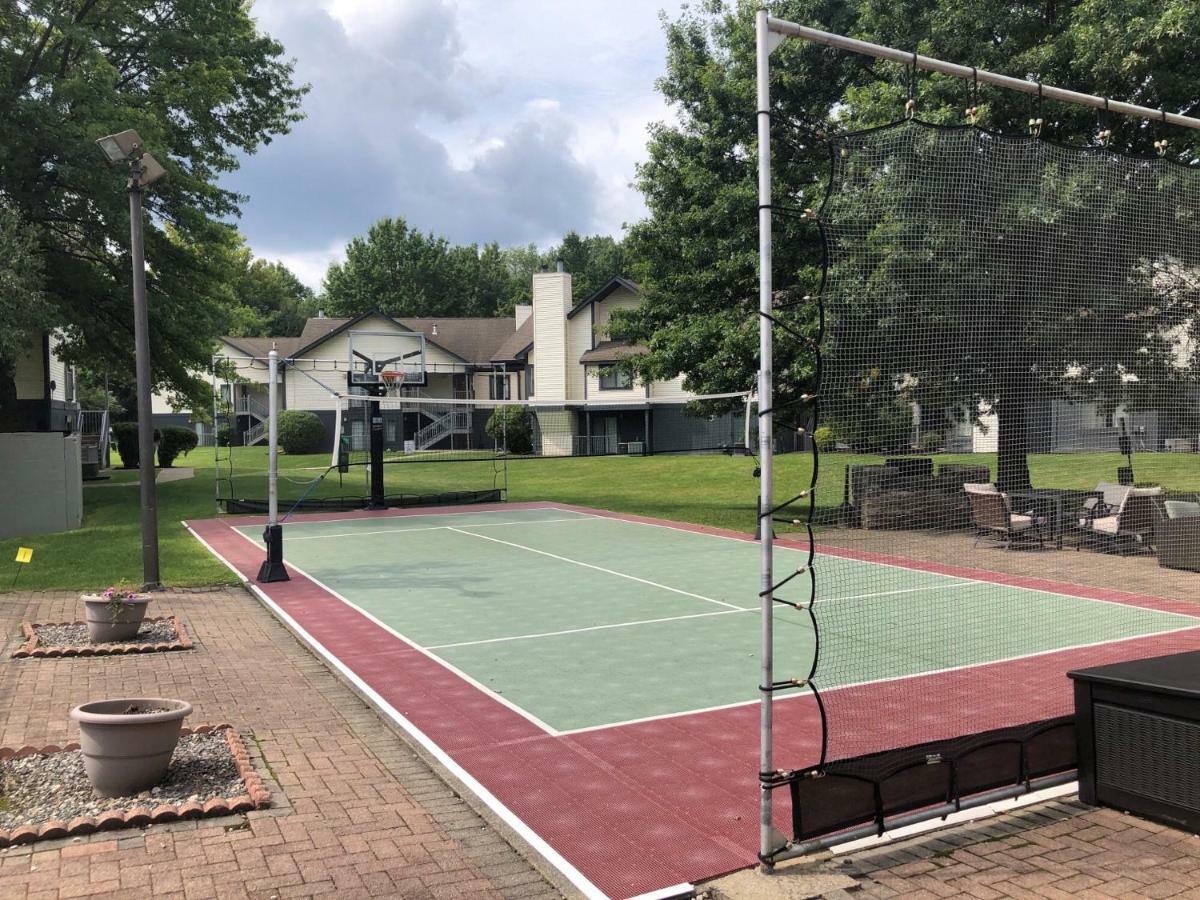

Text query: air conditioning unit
(1070, 650), (1200, 834)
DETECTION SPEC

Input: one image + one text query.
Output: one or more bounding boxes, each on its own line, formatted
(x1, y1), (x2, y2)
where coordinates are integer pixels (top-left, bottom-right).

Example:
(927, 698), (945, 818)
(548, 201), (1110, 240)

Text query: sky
(225, 0), (674, 289)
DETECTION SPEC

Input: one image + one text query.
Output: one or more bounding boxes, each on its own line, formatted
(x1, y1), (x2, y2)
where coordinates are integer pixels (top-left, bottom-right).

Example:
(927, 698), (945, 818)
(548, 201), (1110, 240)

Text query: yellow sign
(15, 548), (32, 564)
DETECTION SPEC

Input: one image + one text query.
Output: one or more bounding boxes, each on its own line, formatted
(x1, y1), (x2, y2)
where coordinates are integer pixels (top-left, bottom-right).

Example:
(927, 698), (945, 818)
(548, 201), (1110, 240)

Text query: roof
(491, 318), (533, 363)
(228, 311), (525, 367)
(579, 340), (649, 364)
(219, 335), (304, 359)
(566, 276), (641, 320)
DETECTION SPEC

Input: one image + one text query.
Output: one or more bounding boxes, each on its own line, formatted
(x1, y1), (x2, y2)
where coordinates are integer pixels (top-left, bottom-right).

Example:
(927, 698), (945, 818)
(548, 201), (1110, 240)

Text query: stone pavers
(707, 798), (1200, 899)
(0, 589), (561, 900)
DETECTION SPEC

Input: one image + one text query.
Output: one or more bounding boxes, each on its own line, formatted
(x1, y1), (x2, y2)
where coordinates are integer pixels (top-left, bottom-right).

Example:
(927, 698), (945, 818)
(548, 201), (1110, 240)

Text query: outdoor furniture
(1008, 488), (1078, 550)
(1156, 500), (1200, 572)
(1076, 484), (1163, 554)
(964, 483), (1045, 549)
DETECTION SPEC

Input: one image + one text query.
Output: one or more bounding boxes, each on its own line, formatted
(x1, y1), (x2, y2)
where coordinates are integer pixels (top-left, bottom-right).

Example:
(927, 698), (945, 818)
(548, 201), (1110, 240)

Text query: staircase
(76, 409), (110, 476)
(236, 394), (270, 445)
(414, 409), (470, 450)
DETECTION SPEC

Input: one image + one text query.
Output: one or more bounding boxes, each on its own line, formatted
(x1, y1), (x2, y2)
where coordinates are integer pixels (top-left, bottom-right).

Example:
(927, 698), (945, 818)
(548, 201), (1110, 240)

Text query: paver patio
(0, 588), (561, 900)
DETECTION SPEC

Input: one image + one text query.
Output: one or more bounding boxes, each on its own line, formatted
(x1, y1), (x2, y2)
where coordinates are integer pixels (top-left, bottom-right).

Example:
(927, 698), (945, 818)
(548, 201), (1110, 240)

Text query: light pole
(96, 130), (167, 590)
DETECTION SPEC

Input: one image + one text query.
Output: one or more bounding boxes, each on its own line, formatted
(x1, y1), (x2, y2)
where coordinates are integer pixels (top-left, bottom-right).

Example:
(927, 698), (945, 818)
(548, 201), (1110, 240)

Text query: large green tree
(322, 220), (628, 318)
(620, 0), (1200, 479)
(0, 0), (305, 412)
(222, 242), (316, 338)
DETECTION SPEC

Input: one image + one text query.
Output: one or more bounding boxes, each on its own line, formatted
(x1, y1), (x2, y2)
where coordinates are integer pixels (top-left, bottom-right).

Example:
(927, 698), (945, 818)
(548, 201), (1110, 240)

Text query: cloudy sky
(225, 0), (674, 289)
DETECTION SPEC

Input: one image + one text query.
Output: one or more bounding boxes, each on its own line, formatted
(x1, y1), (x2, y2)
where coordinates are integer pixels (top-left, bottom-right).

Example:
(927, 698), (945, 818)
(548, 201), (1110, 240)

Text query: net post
(258, 347), (288, 583)
(756, 6), (778, 870)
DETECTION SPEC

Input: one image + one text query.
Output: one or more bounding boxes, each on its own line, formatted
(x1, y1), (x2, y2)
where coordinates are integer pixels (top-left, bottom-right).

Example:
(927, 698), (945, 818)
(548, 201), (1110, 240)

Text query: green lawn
(2, 445), (1196, 592)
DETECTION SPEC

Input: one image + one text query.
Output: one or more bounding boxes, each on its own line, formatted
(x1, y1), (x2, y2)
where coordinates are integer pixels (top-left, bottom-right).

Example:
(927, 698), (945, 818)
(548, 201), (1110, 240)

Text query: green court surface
(238, 507), (1200, 733)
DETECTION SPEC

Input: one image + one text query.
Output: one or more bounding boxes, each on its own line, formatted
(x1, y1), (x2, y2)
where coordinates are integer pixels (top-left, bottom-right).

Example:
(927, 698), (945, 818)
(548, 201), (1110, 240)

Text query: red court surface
(186, 503), (1200, 899)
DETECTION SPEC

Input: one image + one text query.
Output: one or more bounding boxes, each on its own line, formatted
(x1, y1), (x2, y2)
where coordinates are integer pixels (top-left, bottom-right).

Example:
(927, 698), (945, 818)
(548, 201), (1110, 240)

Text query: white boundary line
(425, 608), (751, 650)
(282, 516), (589, 541)
(182, 521), (611, 900)
(446, 526), (744, 612)
(273, 506), (591, 528)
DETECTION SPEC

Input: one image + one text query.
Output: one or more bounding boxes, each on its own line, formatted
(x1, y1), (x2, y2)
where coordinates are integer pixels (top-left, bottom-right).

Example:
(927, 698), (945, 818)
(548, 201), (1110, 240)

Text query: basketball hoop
(380, 369), (406, 396)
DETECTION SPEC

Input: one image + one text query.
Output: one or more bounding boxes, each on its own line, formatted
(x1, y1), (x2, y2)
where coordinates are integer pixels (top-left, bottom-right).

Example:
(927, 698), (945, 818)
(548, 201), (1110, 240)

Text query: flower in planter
(101, 584), (142, 617)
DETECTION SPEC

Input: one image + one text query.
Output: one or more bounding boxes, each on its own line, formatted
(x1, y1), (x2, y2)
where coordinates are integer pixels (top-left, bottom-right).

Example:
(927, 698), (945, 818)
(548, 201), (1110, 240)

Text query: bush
(276, 410), (326, 454)
(112, 422), (160, 469)
(918, 430), (943, 452)
(812, 424), (836, 452)
(485, 406), (533, 455)
(216, 424), (237, 447)
(157, 426), (199, 468)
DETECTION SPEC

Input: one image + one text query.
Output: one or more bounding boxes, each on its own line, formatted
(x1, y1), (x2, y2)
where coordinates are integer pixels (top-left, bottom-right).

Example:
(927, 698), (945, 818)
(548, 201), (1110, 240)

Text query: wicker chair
(964, 483), (1045, 549)
(1156, 501), (1200, 571)
(1076, 486), (1163, 554)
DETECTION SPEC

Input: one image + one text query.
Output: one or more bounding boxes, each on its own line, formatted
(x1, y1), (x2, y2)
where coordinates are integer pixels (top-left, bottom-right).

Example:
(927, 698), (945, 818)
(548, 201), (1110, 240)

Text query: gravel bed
(0, 732), (245, 829)
(33, 619), (179, 647)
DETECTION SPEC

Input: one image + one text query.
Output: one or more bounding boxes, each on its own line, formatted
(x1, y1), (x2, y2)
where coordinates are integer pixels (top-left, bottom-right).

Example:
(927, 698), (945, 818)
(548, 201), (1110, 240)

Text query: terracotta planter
(81, 593), (151, 643)
(69, 698), (192, 798)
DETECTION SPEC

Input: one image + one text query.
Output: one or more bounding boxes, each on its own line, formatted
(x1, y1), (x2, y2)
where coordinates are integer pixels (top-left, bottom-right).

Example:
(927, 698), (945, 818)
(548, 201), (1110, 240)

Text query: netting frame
(754, 11), (1200, 867)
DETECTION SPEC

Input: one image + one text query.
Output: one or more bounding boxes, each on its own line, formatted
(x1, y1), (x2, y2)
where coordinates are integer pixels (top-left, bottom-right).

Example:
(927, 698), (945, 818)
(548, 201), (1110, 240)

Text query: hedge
(276, 410), (326, 454)
(158, 426), (199, 468)
(111, 422), (160, 469)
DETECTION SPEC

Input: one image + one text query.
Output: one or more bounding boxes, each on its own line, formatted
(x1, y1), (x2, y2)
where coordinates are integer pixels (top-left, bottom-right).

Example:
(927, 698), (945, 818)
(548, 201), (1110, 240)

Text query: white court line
(276, 506), (589, 528)
(181, 521), (609, 900)
(445, 526), (743, 612)
(540, 506), (1200, 620)
(281, 516), (589, 541)
(556, 620), (1200, 735)
(425, 608), (751, 650)
(815, 580), (976, 605)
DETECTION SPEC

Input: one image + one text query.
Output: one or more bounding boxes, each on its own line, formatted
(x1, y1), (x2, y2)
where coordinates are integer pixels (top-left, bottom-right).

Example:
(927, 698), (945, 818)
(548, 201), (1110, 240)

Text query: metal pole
(766, 16), (1200, 131)
(258, 348), (288, 582)
(756, 7), (778, 870)
(128, 161), (160, 590)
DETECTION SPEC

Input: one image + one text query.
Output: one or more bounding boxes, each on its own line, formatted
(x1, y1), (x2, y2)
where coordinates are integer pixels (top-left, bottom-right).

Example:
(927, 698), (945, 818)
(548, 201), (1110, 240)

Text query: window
(489, 373), (511, 400)
(525, 365), (534, 397)
(598, 367), (632, 390)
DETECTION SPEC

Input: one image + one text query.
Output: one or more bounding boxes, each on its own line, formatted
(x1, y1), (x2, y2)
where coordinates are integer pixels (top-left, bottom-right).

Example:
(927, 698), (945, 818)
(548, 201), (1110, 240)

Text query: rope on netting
(966, 66), (981, 124)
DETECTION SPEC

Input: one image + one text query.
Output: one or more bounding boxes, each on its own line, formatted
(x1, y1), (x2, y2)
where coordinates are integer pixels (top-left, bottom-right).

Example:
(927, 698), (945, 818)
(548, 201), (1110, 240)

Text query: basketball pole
(258, 346), (289, 582)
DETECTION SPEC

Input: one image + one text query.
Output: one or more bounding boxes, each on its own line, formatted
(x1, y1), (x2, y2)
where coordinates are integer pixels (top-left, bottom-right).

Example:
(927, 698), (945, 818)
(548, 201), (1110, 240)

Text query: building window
(598, 366), (632, 390)
(525, 365), (534, 396)
(489, 373), (511, 400)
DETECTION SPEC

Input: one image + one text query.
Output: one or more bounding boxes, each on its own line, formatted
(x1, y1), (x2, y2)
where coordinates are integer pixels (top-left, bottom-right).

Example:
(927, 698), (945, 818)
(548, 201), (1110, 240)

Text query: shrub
(812, 425), (836, 452)
(918, 430), (943, 452)
(157, 426), (199, 468)
(112, 422), (160, 469)
(485, 406), (533, 454)
(216, 424), (237, 447)
(276, 410), (326, 454)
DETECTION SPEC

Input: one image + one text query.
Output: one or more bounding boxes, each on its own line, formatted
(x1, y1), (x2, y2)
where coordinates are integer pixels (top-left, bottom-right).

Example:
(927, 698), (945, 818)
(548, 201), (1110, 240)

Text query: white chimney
(431, 323), (438, 336)
(514, 304), (533, 330)
(532, 268), (572, 402)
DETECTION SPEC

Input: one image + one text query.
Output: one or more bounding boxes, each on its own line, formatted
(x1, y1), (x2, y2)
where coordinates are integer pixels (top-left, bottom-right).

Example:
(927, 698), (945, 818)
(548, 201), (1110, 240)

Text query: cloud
(228, 0), (668, 289)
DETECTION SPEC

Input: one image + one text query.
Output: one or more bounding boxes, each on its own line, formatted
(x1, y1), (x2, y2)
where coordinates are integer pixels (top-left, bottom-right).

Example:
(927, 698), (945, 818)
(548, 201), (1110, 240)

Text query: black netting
(774, 120), (1200, 843)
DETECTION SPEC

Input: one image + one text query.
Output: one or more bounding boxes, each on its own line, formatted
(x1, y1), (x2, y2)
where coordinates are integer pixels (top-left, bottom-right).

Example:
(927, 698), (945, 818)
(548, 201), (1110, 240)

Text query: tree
(222, 241), (316, 338)
(620, 0), (1200, 478)
(322, 220), (629, 319)
(0, 1), (306, 413)
(0, 198), (51, 430)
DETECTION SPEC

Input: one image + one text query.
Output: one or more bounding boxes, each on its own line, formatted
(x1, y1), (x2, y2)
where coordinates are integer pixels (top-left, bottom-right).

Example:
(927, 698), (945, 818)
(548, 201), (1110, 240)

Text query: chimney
(556, 259), (564, 273)
(514, 304), (533, 330)
(531, 266), (572, 402)
(317, 308), (325, 318)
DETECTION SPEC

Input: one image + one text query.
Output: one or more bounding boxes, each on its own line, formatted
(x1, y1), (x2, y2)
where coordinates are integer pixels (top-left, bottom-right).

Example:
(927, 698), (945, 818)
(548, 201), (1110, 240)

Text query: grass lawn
(2, 445), (1196, 592)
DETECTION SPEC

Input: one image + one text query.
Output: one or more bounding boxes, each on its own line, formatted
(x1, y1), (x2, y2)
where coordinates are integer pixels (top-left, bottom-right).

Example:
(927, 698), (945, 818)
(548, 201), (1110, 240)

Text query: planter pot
(81, 593), (152, 643)
(69, 698), (192, 798)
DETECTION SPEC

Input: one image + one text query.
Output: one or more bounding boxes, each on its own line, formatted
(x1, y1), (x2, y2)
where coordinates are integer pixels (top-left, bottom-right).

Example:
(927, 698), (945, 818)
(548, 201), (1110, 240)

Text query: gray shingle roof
(579, 340), (648, 364)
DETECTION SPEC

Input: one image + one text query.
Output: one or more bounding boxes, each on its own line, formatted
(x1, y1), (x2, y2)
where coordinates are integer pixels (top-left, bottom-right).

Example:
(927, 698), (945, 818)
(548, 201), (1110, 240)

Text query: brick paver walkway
(0, 589), (561, 900)
(708, 797), (1200, 899)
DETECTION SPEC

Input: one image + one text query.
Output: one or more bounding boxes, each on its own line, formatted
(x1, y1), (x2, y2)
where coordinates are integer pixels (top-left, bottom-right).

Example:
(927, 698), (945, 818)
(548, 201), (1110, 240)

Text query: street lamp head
(96, 129), (143, 163)
(137, 152), (167, 187)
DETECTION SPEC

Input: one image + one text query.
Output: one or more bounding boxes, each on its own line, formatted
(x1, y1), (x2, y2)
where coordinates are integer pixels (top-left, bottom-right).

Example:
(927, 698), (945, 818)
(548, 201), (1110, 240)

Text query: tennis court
(187, 502), (1200, 899)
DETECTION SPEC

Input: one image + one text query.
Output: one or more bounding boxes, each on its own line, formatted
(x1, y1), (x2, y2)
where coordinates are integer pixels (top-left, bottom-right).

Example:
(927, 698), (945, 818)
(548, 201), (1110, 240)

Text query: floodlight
(138, 152), (167, 186)
(96, 129), (143, 163)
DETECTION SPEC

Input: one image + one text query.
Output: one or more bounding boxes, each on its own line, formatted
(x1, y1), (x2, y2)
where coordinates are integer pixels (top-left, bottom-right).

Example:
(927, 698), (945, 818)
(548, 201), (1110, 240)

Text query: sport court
(188, 503), (1200, 898)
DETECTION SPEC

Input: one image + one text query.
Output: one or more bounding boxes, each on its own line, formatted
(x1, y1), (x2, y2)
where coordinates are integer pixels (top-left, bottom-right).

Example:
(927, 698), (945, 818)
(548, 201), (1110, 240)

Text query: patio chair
(1076, 485), (1163, 554)
(1156, 500), (1200, 572)
(964, 483), (1045, 549)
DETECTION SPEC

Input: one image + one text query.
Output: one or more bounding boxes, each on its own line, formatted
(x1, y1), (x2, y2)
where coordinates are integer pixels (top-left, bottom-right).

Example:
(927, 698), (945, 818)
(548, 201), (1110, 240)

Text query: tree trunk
(995, 370), (1033, 492)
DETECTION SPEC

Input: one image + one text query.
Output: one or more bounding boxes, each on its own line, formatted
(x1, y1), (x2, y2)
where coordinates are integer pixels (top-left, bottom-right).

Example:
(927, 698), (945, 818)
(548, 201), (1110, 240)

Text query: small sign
(15, 547), (32, 564)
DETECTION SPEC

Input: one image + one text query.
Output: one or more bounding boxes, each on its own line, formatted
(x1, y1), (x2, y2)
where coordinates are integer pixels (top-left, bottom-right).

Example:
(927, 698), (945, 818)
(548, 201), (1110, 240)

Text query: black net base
(220, 488), (504, 515)
(782, 716), (1076, 843)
